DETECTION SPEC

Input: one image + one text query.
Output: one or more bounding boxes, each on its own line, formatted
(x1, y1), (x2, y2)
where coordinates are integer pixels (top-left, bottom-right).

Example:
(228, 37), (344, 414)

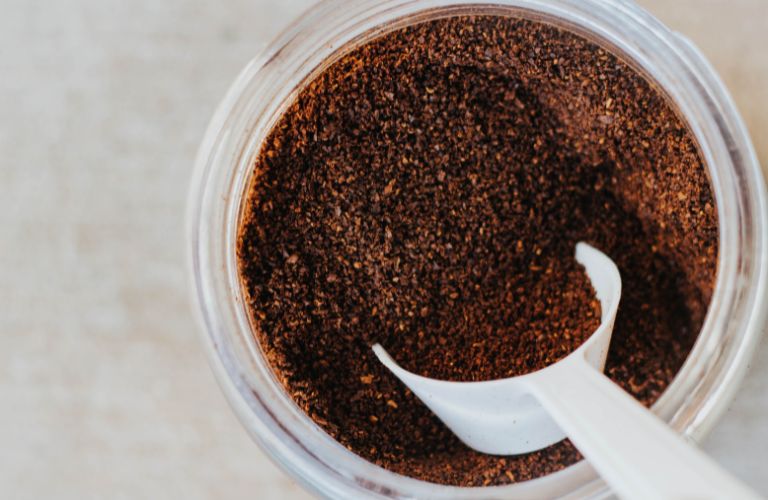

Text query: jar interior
(231, 4), (721, 491)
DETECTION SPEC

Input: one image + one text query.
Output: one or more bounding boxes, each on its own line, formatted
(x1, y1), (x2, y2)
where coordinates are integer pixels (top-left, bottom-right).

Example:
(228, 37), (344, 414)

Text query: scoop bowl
(373, 242), (620, 454)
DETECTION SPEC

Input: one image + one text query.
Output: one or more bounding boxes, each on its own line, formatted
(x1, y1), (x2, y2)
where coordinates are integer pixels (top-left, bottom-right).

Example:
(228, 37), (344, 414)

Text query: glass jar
(187, 0), (768, 497)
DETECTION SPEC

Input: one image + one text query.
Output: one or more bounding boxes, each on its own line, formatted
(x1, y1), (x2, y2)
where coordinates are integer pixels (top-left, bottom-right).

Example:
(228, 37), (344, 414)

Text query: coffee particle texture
(237, 16), (718, 486)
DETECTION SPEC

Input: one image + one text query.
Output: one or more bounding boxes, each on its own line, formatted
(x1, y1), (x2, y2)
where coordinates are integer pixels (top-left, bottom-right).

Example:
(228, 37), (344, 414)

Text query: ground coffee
(237, 15), (718, 486)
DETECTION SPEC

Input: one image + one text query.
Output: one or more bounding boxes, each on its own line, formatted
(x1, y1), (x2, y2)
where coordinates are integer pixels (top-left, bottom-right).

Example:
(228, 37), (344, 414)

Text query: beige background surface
(1, 1), (766, 499)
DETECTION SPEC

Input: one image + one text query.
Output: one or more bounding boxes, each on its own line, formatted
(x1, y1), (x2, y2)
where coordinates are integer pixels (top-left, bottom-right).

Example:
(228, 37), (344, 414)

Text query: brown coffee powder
(237, 15), (718, 486)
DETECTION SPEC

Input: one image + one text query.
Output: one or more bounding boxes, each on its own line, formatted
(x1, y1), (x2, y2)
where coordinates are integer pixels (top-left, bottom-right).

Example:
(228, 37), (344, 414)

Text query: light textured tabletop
(1, 1), (766, 499)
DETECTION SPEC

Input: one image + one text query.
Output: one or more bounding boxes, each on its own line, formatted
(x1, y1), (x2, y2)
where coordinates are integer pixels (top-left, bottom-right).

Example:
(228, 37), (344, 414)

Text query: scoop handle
(526, 356), (761, 500)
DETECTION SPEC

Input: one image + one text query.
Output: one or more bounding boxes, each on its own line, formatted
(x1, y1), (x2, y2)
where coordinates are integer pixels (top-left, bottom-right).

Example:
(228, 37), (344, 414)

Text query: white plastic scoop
(373, 242), (760, 500)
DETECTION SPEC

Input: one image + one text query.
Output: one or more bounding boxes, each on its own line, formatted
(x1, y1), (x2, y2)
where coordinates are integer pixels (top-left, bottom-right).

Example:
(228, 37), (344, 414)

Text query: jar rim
(187, 1), (768, 498)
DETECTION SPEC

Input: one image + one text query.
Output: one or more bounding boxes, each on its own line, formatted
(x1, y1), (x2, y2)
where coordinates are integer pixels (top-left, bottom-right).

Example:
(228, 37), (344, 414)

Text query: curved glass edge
(664, 33), (768, 441)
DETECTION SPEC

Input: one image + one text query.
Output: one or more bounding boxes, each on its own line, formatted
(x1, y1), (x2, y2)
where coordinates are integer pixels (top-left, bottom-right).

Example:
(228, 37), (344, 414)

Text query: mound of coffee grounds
(237, 15), (718, 486)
